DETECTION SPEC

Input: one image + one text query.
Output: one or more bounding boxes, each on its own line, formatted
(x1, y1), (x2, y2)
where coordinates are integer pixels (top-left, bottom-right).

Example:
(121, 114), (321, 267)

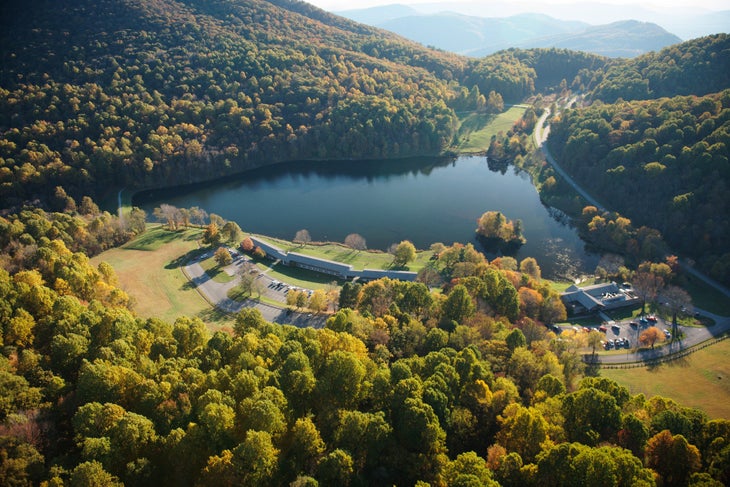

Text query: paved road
(534, 102), (606, 211)
(183, 251), (328, 328)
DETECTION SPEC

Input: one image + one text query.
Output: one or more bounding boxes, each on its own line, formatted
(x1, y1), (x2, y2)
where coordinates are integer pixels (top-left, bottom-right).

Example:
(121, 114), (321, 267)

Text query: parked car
(647, 315), (658, 322)
(663, 329), (671, 339)
(598, 325), (607, 332)
(629, 321), (638, 328)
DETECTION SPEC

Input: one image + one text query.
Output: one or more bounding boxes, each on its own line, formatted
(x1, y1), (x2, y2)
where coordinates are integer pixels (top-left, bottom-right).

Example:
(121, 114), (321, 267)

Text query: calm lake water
(135, 156), (599, 279)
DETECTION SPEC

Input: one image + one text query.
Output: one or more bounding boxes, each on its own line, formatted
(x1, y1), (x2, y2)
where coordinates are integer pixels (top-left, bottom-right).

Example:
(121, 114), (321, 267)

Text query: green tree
(232, 430), (279, 486)
(562, 387), (622, 445)
(443, 451), (499, 487)
(317, 449), (354, 487)
(442, 284), (475, 325)
(220, 221), (244, 244)
(202, 222), (221, 247)
(69, 461), (123, 487)
(339, 282), (362, 310)
(505, 328), (526, 352)
(496, 403), (552, 463)
(0, 436), (45, 487)
(234, 308), (268, 336)
(392, 240), (416, 268)
(281, 417), (325, 478)
(333, 410), (392, 473)
(316, 351), (366, 410)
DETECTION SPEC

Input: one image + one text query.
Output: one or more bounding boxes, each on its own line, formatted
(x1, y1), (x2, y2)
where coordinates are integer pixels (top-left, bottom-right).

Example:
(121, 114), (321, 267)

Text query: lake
(134, 156), (599, 280)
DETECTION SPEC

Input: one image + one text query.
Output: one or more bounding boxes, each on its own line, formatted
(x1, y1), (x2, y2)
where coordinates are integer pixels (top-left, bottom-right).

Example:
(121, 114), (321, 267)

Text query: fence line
(588, 334), (729, 369)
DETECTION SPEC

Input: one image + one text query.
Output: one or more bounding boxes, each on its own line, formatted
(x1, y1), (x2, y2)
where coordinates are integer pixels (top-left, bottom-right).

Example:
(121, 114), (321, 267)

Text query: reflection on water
(135, 156), (599, 279)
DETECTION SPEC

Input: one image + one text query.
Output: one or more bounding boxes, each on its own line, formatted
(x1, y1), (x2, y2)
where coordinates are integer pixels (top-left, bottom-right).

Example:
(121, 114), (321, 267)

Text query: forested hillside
(549, 90), (730, 284)
(590, 34), (730, 103)
(1, 1), (730, 485)
(0, 0), (466, 206)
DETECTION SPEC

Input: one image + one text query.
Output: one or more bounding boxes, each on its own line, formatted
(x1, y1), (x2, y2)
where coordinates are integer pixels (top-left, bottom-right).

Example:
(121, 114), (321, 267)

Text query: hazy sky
(307, 0), (727, 11)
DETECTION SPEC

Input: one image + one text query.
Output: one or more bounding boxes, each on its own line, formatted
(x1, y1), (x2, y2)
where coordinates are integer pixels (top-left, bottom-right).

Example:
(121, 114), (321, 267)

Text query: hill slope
(0, 0), (464, 205)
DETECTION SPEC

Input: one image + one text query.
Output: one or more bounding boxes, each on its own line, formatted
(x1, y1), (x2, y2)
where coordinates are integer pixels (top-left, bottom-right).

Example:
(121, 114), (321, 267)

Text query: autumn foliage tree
(639, 327), (665, 349)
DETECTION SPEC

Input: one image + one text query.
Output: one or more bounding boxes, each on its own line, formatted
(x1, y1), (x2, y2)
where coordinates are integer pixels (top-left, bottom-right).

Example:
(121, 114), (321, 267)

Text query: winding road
(534, 97), (730, 364)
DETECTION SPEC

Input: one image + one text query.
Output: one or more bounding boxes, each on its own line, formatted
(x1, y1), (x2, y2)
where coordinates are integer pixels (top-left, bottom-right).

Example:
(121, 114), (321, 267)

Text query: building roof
(288, 252), (354, 275)
(248, 235), (417, 282)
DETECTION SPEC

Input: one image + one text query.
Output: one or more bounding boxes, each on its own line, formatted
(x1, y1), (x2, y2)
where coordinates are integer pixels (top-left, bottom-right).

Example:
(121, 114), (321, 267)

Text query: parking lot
(558, 314), (675, 351)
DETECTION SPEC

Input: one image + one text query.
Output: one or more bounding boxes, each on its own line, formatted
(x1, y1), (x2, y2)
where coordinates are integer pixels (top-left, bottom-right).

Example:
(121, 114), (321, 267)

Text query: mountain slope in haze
(472, 20), (683, 58)
(339, 7), (682, 58)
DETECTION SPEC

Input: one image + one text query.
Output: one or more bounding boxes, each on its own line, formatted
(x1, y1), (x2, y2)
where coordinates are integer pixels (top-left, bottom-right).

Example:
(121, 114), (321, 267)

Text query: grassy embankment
(252, 234), (434, 273)
(602, 338), (730, 419)
(91, 225), (234, 331)
(455, 106), (527, 153)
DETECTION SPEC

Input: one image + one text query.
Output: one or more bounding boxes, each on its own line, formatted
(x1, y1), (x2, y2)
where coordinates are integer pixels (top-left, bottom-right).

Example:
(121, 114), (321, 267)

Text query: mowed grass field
(455, 106), (528, 153)
(91, 226), (233, 330)
(602, 339), (730, 418)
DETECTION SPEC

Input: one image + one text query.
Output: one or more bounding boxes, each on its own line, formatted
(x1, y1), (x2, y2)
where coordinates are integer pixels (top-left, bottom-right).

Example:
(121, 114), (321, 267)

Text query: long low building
(249, 236), (417, 282)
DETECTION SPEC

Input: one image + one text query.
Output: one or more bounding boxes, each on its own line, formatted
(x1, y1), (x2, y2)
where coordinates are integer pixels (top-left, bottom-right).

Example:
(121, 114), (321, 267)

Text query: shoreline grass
(455, 106), (527, 153)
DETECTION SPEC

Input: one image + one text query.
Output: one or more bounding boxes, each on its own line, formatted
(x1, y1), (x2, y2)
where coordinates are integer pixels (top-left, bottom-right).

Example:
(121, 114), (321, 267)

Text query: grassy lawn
(557, 316), (604, 328)
(252, 234), (434, 273)
(91, 226), (234, 330)
(455, 106), (527, 153)
(602, 339), (730, 419)
(200, 256), (236, 284)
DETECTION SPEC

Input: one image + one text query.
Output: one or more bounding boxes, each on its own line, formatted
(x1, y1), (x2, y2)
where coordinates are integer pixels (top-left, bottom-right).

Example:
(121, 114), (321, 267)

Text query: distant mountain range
(337, 4), (716, 57)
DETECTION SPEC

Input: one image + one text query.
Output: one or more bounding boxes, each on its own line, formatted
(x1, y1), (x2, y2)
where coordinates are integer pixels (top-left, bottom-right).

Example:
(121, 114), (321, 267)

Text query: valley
(0, 0), (728, 485)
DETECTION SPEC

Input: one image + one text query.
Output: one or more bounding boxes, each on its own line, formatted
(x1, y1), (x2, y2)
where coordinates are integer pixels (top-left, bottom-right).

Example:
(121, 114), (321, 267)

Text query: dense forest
(1, 0), (730, 484)
(2, 207), (729, 486)
(590, 34), (730, 103)
(0, 0), (468, 206)
(548, 90), (730, 283)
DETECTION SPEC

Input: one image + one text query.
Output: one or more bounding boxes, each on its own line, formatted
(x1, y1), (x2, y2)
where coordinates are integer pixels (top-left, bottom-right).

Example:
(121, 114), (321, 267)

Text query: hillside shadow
(166, 248), (205, 269)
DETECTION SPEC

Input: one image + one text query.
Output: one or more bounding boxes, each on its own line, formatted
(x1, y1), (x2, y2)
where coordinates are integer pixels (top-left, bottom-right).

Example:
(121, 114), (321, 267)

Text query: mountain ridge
(337, 6), (682, 58)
